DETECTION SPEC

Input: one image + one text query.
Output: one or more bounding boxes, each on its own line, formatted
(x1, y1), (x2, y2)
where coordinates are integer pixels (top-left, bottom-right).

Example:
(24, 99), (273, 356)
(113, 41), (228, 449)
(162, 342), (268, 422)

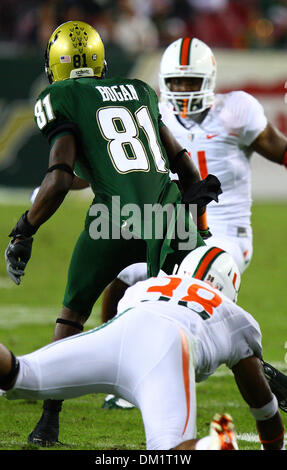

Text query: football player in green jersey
(5, 21), (221, 446)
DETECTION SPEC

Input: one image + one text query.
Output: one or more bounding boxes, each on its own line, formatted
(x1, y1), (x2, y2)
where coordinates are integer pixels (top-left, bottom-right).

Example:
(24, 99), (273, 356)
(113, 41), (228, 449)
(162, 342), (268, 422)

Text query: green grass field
(0, 194), (286, 451)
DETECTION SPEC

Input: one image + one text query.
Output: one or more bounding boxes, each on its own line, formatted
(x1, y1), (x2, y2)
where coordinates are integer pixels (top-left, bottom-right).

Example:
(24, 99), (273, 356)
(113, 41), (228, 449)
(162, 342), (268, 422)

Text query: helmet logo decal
(60, 55), (71, 63)
(69, 24), (88, 53)
(50, 32), (60, 48)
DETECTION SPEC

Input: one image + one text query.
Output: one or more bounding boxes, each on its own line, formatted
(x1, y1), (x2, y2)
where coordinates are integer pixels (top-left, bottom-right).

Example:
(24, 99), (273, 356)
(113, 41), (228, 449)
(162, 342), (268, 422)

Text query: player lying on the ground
(100, 35), (287, 333)
(0, 247), (285, 450)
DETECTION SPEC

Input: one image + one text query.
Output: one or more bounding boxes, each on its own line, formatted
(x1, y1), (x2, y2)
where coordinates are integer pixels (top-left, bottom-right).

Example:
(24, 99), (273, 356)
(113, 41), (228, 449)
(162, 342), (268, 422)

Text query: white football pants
(5, 307), (197, 450)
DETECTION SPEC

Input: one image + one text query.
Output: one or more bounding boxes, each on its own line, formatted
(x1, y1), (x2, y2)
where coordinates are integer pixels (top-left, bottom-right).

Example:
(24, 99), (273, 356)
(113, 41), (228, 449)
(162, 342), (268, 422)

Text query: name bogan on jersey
(95, 84), (139, 102)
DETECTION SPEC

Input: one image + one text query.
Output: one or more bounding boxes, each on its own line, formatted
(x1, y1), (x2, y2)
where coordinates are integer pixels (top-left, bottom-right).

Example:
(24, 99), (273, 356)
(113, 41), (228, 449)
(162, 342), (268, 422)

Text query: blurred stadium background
(0, 0), (287, 198)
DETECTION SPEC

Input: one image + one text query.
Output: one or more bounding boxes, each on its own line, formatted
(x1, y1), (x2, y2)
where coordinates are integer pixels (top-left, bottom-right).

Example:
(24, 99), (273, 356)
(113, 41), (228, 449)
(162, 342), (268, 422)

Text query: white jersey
(160, 91), (267, 230)
(118, 275), (262, 382)
(116, 92), (266, 284)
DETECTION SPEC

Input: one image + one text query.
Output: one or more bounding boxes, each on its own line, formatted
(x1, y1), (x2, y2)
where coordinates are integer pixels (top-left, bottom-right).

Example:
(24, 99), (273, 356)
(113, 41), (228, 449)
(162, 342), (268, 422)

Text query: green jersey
(33, 76), (204, 315)
(34, 77), (172, 210)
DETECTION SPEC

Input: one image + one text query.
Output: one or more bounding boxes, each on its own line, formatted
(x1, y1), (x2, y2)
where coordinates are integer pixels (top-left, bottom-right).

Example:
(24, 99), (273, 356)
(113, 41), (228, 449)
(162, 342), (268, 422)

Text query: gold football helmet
(45, 20), (107, 83)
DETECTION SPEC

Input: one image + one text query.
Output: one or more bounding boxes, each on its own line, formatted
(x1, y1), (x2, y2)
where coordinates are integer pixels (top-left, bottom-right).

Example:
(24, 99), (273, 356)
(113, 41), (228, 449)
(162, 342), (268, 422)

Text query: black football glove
(5, 237), (33, 285)
(182, 174), (222, 208)
(5, 211), (37, 285)
(262, 360), (287, 413)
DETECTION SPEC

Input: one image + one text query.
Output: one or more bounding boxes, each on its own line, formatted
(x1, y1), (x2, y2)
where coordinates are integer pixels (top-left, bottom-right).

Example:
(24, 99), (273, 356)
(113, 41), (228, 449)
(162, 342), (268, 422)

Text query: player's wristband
(199, 228), (212, 240)
(249, 394), (278, 421)
(197, 210), (212, 239)
(8, 211), (38, 239)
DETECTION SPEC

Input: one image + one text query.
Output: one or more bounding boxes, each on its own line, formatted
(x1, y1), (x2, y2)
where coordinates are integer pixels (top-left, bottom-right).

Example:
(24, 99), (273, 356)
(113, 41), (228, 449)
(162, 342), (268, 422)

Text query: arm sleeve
(34, 83), (79, 145)
(226, 306), (263, 369)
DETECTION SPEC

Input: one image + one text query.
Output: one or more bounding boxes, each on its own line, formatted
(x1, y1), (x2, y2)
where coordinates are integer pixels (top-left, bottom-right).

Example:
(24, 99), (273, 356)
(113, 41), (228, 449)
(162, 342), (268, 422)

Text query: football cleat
(208, 413), (238, 450)
(102, 394), (135, 410)
(28, 418), (62, 447)
(28, 404), (62, 447)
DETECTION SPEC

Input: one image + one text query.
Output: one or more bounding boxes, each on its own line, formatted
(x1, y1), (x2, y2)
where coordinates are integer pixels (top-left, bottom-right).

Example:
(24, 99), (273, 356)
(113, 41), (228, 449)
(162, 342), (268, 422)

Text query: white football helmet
(177, 246), (241, 302)
(159, 37), (216, 116)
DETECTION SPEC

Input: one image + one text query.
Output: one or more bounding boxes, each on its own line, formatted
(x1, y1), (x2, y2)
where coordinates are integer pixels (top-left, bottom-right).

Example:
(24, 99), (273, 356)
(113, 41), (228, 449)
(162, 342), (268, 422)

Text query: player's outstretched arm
(251, 122), (287, 167)
(232, 355), (285, 450)
(5, 134), (76, 285)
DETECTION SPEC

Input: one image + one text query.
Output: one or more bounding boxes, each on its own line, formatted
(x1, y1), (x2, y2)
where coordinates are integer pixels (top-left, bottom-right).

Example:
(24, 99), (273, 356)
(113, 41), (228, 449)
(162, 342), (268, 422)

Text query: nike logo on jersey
(206, 134), (218, 139)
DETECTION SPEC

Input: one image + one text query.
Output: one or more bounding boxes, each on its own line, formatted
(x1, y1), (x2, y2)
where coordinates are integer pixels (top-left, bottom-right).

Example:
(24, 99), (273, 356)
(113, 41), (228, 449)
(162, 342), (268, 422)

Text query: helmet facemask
(163, 73), (216, 117)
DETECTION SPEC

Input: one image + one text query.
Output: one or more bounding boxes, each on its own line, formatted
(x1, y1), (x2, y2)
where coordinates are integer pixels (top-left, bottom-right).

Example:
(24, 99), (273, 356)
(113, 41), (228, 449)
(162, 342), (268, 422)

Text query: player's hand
(5, 237), (33, 285)
(182, 174), (222, 208)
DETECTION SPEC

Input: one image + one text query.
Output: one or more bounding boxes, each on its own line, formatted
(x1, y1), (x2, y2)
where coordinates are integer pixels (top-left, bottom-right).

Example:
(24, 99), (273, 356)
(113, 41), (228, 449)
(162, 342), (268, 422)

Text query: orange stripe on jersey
(197, 151), (208, 179)
(180, 329), (190, 436)
(194, 246), (224, 280)
(180, 38), (191, 65)
(232, 272), (237, 288)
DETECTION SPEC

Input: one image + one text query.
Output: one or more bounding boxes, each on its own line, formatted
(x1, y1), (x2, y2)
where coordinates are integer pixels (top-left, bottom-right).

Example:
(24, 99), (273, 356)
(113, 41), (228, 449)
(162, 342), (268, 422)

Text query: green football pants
(63, 211), (204, 318)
